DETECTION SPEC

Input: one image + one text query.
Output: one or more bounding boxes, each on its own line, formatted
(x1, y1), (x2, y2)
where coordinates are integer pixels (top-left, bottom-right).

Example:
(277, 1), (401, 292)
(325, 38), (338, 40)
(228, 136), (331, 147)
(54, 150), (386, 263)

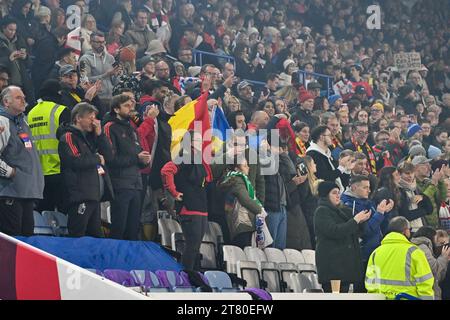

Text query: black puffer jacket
(103, 115), (144, 191)
(57, 125), (114, 204)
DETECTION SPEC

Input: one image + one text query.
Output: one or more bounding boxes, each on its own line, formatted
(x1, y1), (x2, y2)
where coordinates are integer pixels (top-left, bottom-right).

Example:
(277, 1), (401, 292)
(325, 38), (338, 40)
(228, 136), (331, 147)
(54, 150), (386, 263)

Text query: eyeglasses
(357, 131), (369, 135)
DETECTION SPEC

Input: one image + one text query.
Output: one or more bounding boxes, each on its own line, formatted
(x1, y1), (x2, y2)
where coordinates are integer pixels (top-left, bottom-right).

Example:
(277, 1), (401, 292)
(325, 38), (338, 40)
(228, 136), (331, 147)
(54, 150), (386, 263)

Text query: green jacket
(416, 178), (447, 228)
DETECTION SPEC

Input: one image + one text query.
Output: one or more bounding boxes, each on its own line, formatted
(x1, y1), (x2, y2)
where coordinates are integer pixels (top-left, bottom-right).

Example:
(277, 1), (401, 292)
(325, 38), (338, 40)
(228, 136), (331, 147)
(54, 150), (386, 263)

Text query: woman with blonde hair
(80, 14), (97, 54)
(297, 155), (323, 247)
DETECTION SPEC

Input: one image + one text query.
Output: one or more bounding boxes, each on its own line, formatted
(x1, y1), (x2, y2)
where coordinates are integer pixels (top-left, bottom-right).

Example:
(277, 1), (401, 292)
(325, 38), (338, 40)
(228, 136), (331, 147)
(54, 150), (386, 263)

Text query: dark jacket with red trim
(103, 115), (145, 191)
(161, 161), (210, 216)
(57, 125), (114, 204)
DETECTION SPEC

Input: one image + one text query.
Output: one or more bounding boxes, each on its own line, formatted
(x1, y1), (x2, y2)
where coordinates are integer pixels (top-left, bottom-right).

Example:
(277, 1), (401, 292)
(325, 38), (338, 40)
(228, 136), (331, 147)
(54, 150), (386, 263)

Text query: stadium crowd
(0, 0), (449, 299)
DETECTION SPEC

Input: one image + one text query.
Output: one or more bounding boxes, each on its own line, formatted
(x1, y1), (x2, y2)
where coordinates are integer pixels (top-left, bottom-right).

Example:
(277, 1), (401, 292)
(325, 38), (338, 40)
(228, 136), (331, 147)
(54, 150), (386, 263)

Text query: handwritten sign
(394, 52), (422, 71)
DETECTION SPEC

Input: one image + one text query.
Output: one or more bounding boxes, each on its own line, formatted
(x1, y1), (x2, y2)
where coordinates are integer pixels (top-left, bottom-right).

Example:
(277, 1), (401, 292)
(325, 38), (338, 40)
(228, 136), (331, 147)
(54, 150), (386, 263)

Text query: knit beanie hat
(407, 123), (422, 138)
(328, 94), (342, 106)
(300, 93), (315, 104)
(318, 181), (340, 198)
(428, 145), (443, 160)
(408, 144), (426, 158)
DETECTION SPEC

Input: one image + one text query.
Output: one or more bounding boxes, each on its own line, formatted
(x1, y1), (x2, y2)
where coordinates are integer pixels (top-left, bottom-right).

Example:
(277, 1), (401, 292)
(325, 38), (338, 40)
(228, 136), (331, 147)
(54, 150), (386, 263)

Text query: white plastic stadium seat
(236, 260), (261, 289)
(158, 218), (183, 248)
(283, 249), (306, 264)
(244, 247), (268, 268)
(301, 249), (316, 266)
(290, 273), (314, 293)
(264, 248), (287, 263)
(222, 245), (247, 274)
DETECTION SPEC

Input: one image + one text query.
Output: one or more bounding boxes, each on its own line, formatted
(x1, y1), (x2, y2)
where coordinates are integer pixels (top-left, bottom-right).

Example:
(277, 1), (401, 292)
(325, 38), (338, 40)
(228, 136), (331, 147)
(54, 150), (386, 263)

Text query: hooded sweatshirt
(79, 49), (117, 100)
(0, 106), (44, 199)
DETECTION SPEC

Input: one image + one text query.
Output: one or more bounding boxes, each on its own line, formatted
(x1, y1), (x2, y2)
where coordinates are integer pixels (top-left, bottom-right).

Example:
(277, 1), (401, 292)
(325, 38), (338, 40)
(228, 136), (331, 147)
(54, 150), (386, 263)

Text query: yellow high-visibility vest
(365, 232), (435, 300)
(28, 100), (67, 176)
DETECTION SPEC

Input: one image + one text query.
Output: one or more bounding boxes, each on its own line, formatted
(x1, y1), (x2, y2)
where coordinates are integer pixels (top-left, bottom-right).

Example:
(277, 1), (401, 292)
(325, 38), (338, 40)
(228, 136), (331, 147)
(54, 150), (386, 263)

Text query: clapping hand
(354, 210), (371, 224)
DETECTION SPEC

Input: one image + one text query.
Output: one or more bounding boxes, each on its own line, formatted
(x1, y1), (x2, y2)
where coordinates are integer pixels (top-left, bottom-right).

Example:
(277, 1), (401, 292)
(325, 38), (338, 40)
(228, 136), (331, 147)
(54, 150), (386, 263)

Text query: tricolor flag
(211, 105), (231, 154)
(168, 92), (210, 158)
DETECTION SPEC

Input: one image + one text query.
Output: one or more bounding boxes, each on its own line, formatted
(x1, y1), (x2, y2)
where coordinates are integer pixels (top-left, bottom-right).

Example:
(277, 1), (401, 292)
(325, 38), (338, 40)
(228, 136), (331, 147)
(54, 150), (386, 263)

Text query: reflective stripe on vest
(366, 246), (434, 287)
(28, 102), (66, 175)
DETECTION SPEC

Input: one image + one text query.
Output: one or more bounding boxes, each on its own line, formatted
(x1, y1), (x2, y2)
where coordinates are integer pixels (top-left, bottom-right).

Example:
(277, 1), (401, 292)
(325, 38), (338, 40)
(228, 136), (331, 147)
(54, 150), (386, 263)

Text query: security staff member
(0, 86), (44, 236)
(365, 216), (435, 299)
(28, 79), (70, 213)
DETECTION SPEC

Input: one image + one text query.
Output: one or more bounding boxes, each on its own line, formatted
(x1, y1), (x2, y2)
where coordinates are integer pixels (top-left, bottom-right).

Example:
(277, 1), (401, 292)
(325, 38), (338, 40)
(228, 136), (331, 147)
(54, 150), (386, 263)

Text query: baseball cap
(411, 155), (432, 166)
(355, 85), (366, 95)
(237, 80), (253, 91)
(59, 64), (77, 77)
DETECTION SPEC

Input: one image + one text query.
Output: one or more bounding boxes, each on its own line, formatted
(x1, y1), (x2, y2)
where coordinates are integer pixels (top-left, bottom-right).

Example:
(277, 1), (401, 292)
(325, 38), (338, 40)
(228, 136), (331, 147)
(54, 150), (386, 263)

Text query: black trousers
(179, 215), (208, 271)
(0, 198), (35, 236)
(232, 232), (253, 249)
(37, 174), (68, 214)
(110, 189), (141, 240)
(67, 201), (104, 238)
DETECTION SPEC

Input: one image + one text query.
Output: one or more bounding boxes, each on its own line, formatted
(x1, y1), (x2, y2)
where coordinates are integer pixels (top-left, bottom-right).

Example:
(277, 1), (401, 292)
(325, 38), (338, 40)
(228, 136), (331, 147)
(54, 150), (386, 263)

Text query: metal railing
(192, 49), (235, 68)
(191, 50), (335, 98)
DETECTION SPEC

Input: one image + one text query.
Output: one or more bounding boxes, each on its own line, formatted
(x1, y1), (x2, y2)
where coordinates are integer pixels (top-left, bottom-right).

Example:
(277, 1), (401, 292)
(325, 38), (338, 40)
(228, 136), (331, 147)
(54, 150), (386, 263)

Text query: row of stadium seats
(33, 211), (68, 237)
(88, 269), (241, 293)
(223, 246), (320, 293)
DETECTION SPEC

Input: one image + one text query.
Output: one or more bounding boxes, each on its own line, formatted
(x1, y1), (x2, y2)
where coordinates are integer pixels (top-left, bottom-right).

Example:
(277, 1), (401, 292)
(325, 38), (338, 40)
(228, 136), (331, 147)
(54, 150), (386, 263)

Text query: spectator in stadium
(48, 47), (78, 81)
(161, 130), (212, 270)
(10, 0), (36, 48)
(314, 181), (370, 293)
(31, 6), (61, 94)
(321, 112), (343, 161)
(220, 157), (263, 249)
(0, 17), (34, 105)
(57, 102), (114, 238)
(0, 66), (9, 91)
(293, 121), (310, 157)
(236, 80), (258, 121)
(414, 156), (447, 228)
(341, 175), (394, 262)
(397, 161), (433, 232)
(0, 86), (44, 236)
(279, 140), (312, 250)
(306, 125), (353, 190)
(344, 122), (381, 175)
(104, 94), (151, 240)
(106, 20), (125, 56)
(80, 14), (97, 54)
(291, 93), (317, 128)
(226, 110), (246, 131)
(59, 64), (102, 112)
(411, 226), (450, 300)
(263, 142), (288, 250)
(366, 216), (435, 299)
(296, 155), (322, 248)
(351, 152), (378, 196)
(79, 31), (121, 113)
(123, 8), (156, 59)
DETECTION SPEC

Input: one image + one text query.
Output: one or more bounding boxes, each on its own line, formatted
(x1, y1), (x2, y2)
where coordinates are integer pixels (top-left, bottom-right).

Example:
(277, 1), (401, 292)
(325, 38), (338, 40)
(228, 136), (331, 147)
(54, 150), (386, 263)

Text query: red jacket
(137, 117), (157, 174)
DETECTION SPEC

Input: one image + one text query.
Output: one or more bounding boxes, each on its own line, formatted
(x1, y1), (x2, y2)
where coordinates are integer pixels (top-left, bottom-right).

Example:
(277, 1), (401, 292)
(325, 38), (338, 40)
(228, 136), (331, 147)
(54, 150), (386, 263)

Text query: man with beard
(79, 31), (121, 115)
(103, 94), (151, 240)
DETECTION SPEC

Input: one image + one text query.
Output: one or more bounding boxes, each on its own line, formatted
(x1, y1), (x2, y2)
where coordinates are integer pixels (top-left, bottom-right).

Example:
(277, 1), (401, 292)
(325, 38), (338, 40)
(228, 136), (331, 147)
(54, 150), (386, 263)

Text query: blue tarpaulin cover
(16, 236), (183, 272)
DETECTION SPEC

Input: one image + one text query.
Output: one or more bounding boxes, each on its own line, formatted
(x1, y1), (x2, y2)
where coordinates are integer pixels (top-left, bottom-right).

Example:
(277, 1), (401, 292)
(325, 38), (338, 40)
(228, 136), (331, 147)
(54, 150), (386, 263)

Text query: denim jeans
(265, 206), (287, 249)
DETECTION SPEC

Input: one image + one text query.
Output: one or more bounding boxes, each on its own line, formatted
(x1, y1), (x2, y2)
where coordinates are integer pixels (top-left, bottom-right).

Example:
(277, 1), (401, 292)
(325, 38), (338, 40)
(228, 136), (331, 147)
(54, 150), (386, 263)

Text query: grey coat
(79, 50), (118, 100)
(0, 106), (44, 199)
(411, 236), (448, 300)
